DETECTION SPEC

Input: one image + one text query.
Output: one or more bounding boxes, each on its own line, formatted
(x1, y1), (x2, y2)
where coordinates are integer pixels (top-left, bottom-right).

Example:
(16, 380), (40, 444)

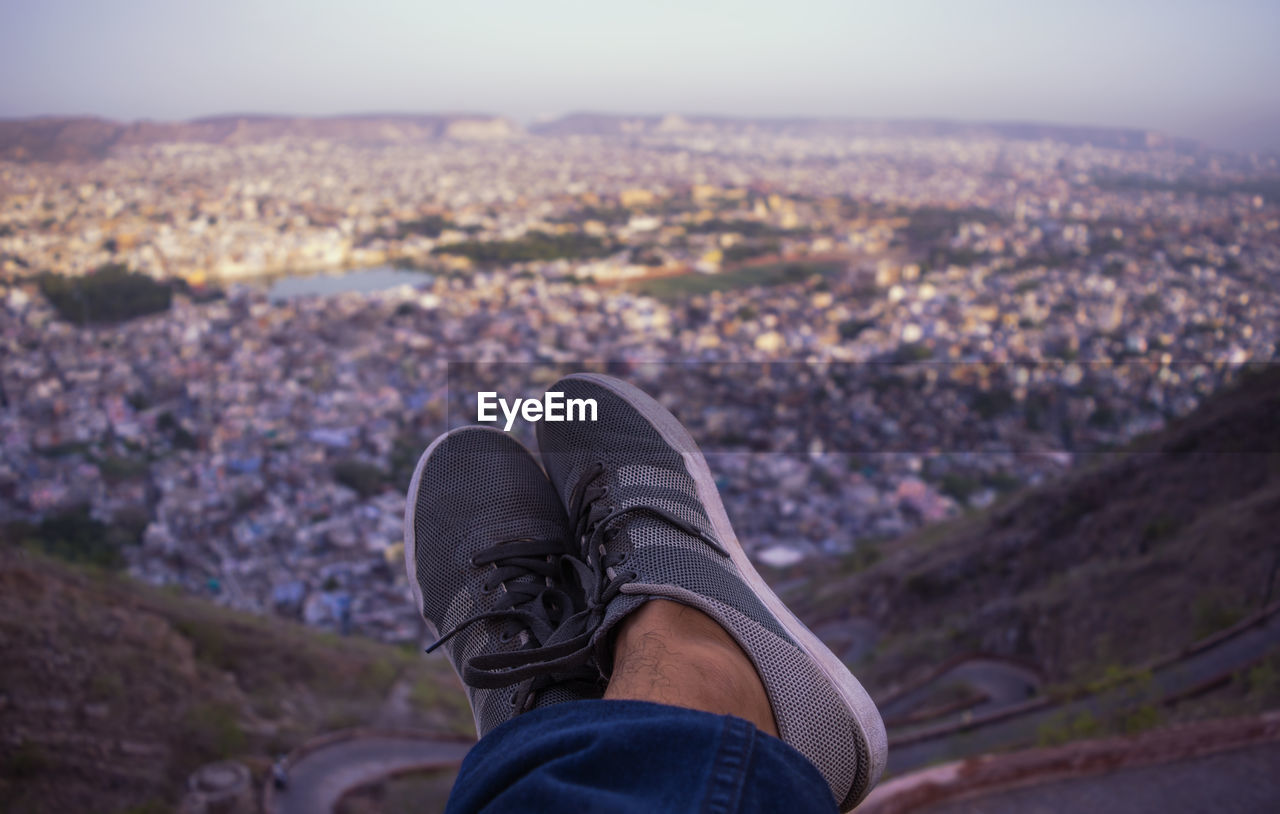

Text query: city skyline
(3, 0), (1280, 153)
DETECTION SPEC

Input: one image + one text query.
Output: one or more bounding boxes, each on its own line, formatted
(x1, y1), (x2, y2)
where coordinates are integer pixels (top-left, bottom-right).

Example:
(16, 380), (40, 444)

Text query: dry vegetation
(0, 550), (470, 814)
(784, 367), (1280, 697)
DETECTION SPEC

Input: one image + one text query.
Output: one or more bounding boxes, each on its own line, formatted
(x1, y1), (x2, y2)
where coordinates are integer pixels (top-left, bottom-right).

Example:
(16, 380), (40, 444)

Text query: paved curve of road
(922, 740), (1280, 814)
(811, 618), (879, 665)
(878, 658), (1042, 728)
(267, 607), (1280, 812)
(889, 607), (1280, 773)
(272, 735), (471, 814)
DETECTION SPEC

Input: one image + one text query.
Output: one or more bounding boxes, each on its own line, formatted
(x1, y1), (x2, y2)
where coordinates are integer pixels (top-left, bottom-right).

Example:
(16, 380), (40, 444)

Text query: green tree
(37, 264), (174, 325)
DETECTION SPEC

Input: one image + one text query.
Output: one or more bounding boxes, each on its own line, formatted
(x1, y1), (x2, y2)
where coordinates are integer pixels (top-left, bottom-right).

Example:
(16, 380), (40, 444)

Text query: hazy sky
(3, 0), (1279, 150)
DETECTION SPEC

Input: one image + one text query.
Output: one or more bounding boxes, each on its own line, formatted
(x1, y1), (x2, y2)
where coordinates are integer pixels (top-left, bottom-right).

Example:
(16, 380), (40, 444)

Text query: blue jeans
(446, 699), (838, 814)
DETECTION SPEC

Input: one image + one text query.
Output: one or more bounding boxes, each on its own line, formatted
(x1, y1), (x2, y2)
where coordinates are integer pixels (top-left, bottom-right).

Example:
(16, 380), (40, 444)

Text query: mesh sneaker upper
(538, 375), (884, 810)
(405, 426), (598, 737)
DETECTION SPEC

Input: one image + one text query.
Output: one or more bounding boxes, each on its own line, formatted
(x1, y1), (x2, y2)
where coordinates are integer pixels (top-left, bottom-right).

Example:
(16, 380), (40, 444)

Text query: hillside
(784, 365), (1280, 698)
(2, 366), (1276, 811)
(0, 111), (1197, 163)
(0, 114), (520, 161)
(527, 112), (1190, 150)
(0, 550), (470, 814)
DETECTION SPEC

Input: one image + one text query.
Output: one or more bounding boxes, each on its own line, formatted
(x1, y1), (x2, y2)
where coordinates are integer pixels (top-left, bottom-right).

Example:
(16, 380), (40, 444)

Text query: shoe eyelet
(508, 690), (519, 707)
(498, 630), (514, 643)
(480, 582), (497, 594)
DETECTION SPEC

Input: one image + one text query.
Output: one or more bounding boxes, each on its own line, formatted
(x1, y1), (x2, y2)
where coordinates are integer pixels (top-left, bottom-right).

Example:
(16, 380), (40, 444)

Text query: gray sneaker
(404, 425), (601, 737)
(537, 373), (888, 810)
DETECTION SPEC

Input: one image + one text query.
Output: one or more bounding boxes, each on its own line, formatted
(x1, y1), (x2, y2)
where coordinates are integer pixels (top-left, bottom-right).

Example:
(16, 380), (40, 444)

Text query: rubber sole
(563, 372), (888, 807)
(404, 428), (456, 642)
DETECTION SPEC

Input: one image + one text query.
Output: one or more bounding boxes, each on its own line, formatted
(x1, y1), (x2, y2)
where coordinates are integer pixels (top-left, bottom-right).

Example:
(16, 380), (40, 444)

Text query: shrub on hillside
(4, 504), (145, 569)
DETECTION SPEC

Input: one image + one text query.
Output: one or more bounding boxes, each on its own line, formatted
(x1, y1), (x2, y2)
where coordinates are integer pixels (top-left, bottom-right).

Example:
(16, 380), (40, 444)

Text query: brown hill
(0, 117), (125, 162)
(0, 112), (1198, 163)
(0, 113), (520, 161)
(0, 550), (469, 813)
(785, 365), (1280, 695)
(528, 112), (1193, 151)
(1, 365), (1274, 810)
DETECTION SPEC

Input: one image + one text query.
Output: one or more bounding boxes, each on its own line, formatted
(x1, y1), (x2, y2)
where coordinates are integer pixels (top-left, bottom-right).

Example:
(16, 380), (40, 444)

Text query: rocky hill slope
(0, 550), (469, 814)
(0, 111), (1197, 163)
(784, 365), (1280, 698)
(2, 367), (1276, 811)
(0, 114), (520, 161)
(527, 112), (1192, 150)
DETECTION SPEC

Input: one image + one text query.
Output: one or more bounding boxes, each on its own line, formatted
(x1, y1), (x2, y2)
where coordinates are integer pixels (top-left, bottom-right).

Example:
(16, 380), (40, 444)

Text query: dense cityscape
(3, 119), (1278, 642)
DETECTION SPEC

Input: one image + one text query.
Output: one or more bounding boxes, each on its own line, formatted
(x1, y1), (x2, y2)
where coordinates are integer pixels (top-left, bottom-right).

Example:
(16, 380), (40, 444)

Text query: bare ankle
(605, 600), (779, 737)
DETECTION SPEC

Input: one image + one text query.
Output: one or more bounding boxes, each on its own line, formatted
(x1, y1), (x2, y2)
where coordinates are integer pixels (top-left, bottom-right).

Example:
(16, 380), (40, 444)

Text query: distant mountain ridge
(0, 111), (1199, 162)
(0, 113), (521, 161)
(529, 111), (1196, 151)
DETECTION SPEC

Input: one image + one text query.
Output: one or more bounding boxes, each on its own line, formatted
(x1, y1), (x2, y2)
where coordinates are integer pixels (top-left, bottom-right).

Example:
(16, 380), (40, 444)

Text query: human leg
(605, 598), (779, 738)
(537, 373), (887, 810)
(405, 424), (837, 814)
(445, 699), (836, 814)
(405, 376), (889, 812)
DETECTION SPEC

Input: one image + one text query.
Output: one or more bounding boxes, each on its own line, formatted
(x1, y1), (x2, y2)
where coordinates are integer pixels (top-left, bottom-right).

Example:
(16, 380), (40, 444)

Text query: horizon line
(0, 109), (1172, 135)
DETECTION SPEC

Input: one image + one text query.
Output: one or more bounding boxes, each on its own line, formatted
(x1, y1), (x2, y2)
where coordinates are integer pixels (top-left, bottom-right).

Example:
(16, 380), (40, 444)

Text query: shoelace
(565, 461), (729, 611)
(424, 461), (732, 714)
(425, 535), (601, 711)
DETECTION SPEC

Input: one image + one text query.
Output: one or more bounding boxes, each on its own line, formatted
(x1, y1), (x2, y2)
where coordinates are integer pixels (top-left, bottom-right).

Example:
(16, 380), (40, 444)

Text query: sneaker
(537, 373), (888, 810)
(404, 425), (601, 737)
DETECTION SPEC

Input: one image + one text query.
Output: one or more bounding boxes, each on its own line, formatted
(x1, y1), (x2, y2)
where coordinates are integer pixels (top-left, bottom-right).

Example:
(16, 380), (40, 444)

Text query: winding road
(862, 712), (1280, 814)
(263, 603), (1280, 812)
(924, 740), (1280, 813)
(878, 658), (1042, 729)
(270, 734), (470, 814)
(888, 603), (1280, 774)
(811, 617), (879, 666)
